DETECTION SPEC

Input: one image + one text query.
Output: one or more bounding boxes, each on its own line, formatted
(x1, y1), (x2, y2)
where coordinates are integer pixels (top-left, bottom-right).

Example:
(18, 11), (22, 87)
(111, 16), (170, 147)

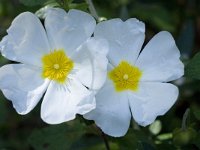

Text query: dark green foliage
(1, 0), (200, 150)
(28, 122), (84, 150)
(185, 53), (200, 79)
(19, 0), (52, 6)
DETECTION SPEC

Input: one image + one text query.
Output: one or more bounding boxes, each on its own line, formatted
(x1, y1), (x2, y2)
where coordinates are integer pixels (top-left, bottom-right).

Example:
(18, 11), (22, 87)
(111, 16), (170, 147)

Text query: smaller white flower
(84, 18), (184, 137)
(0, 8), (108, 124)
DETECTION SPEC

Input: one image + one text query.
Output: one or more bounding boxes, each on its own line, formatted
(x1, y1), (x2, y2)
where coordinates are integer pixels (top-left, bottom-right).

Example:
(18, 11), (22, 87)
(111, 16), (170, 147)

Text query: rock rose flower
(84, 18), (184, 137)
(0, 8), (108, 124)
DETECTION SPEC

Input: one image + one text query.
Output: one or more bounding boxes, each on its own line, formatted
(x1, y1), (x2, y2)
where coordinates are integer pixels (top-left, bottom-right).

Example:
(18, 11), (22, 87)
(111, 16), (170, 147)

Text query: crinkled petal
(45, 8), (96, 56)
(128, 82), (178, 126)
(84, 79), (131, 137)
(94, 18), (145, 66)
(72, 37), (108, 90)
(135, 31), (184, 82)
(0, 64), (49, 114)
(0, 12), (50, 67)
(41, 79), (95, 124)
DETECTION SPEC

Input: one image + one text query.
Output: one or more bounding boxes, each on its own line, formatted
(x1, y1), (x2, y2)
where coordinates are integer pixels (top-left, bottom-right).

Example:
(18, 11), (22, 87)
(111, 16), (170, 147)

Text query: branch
(100, 130), (110, 150)
(181, 108), (190, 130)
(85, 0), (99, 21)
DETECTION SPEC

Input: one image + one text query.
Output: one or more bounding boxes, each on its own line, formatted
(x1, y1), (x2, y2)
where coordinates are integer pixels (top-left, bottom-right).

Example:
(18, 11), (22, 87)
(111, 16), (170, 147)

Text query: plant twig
(93, 125), (110, 150)
(85, 0), (99, 21)
(181, 108), (190, 130)
(100, 130), (110, 150)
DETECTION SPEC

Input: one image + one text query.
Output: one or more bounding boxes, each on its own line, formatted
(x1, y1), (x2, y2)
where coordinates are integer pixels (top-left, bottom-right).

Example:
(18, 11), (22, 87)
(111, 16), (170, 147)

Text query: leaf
(115, 129), (155, 150)
(70, 133), (119, 150)
(156, 141), (177, 150)
(149, 120), (162, 135)
(0, 97), (7, 124)
(191, 104), (200, 120)
(130, 3), (176, 32)
(0, 56), (9, 66)
(177, 20), (195, 58)
(69, 3), (88, 11)
(157, 133), (173, 141)
(193, 131), (200, 149)
(185, 52), (200, 79)
(70, 134), (103, 150)
(28, 122), (84, 150)
(19, 0), (53, 6)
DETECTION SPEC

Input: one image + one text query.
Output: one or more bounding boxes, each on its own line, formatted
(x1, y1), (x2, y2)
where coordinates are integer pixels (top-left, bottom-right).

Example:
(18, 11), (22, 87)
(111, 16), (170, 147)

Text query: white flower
(0, 8), (108, 124)
(84, 18), (184, 137)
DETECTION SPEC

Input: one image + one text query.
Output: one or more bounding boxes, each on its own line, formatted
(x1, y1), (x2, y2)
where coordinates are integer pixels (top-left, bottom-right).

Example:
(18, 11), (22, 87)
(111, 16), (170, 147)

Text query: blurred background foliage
(0, 0), (200, 149)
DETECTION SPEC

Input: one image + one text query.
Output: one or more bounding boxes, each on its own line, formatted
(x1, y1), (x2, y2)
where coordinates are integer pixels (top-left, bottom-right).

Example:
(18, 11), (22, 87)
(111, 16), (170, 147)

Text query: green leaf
(191, 104), (200, 120)
(149, 120), (162, 135)
(69, 3), (88, 11)
(193, 131), (200, 149)
(115, 129), (155, 150)
(156, 141), (177, 150)
(70, 134), (102, 150)
(0, 56), (9, 66)
(28, 122), (84, 150)
(0, 97), (7, 124)
(130, 3), (176, 32)
(157, 133), (172, 141)
(185, 52), (200, 79)
(71, 133), (119, 150)
(19, 0), (53, 6)
(177, 20), (195, 57)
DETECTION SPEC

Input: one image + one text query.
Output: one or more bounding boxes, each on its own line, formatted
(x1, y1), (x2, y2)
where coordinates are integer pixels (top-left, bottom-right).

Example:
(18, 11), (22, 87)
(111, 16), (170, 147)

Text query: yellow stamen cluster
(109, 61), (142, 92)
(42, 49), (74, 83)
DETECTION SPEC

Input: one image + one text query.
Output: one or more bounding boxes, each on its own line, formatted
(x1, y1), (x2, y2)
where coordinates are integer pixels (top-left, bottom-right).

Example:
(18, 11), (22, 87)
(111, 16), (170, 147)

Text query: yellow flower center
(109, 61), (142, 92)
(42, 49), (74, 83)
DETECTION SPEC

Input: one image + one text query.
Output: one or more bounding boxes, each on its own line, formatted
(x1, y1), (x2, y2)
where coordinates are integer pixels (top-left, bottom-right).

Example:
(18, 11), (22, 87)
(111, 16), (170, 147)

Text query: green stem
(94, 125), (110, 150)
(85, 0), (99, 21)
(100, 129), (110, 150)
(181, 108), (190, 131)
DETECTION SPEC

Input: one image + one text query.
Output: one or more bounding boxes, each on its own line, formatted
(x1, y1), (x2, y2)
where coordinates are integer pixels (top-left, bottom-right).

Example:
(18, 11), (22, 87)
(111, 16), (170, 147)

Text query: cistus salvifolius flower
(84, 18), (184, 137)
(0, 8), (108, 124)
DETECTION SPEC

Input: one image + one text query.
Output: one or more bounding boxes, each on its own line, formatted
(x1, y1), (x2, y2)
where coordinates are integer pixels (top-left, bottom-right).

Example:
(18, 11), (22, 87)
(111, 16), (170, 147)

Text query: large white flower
(84, 18), (184, 137)
(0, 8), (108, 124)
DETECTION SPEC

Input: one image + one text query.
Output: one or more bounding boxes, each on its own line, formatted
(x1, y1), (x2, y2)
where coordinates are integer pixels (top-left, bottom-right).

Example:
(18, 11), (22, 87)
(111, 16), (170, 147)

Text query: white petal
(41, 79), (95, 124)
(72, 37), (108, 90)
(94, 18), (145, 66)
(84, 79), (131, 137)
(136, 31), (184, 82)
(45, 8), (96, 56)
(0, 64), (49, 114)
(128, 82), (178, 126)
(0, 12), (50, 67)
